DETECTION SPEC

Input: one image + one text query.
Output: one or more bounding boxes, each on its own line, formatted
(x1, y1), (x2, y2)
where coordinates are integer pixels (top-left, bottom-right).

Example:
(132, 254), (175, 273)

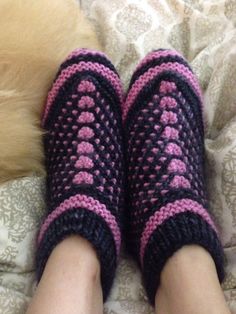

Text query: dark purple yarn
(123, 49), (224, 304)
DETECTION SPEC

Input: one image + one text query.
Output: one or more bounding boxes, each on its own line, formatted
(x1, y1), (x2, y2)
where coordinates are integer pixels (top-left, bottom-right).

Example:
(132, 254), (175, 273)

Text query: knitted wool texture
(123, 49), (224, 304)
(37, 49), (124, 300)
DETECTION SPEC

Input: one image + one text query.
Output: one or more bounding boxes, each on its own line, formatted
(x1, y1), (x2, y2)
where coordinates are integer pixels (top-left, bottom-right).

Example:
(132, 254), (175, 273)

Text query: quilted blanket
(0, 0), (236, 313)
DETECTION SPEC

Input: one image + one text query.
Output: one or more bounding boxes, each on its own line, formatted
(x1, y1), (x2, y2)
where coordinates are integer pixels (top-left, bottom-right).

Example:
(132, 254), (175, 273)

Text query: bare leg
(26, 236), (103, 314)
(155, 245), (230, 314)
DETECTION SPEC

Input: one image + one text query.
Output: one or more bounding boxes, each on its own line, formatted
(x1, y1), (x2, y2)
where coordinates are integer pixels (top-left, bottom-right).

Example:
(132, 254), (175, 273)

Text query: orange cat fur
(0, 0), (101, 183)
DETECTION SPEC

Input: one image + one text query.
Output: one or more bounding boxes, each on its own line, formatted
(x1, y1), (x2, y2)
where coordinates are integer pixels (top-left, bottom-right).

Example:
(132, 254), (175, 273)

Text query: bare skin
(27, 241), (231, 314)
(26, 236), (103, 314)
(155, 245), (231, 314)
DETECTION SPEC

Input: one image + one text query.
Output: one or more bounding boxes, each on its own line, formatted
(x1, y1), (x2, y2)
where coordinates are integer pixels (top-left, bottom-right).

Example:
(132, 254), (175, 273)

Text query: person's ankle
(160, 245), (216, 289)
(155, 245), (230, 314)
(50, 236), (101, 284)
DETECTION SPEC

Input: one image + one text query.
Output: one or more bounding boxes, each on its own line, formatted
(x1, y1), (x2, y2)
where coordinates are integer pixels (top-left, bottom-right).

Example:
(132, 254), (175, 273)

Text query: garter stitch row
(37, 49), (125, 300)
(123, 49), (224, 304)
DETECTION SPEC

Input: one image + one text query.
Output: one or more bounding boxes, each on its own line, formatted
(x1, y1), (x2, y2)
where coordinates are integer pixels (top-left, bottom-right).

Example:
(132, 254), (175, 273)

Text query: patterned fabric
(124, 49), (224, 304)
(37, 49), (125, 300)
(0, 177), (45, 314)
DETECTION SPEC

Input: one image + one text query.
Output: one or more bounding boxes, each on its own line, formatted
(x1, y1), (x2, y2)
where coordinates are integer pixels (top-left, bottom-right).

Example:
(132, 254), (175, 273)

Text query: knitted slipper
(37, 48), (124, 300)
(123, 49), (224, 304)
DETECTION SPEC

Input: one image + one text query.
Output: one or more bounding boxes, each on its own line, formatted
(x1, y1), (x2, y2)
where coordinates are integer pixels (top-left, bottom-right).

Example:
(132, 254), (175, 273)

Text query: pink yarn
(78, 127), (94, 140)
(42, 61), (123, 125)
(165, 143), (182, 156)
(38, 194), (121, 255)
(77, 80), (96, 93)
(167, 159), (186, 173)
(78, 96), (95, 109)
(160, 111), (178, 124)
(159, 81), (177, 94)
(73, 171), (94, 185)
(77, 142), (94, 154)
(140, 198), (218, 265)
(75, 156), (94, 169)
(170, 175), (191, 189)
(162, 126), (179, 140)
(123, 62), (202, 121)
(77, 112), (95, 123)
(160, 96), (177, 109)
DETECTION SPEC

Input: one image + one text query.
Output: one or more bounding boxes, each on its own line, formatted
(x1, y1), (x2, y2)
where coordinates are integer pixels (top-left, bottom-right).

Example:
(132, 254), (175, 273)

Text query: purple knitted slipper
(123, 49), (224, 304)
(37, 49), (124, 300)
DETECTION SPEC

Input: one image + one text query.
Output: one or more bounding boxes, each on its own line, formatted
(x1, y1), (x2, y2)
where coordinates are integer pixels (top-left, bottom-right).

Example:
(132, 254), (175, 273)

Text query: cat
(0, 0), (101, 183)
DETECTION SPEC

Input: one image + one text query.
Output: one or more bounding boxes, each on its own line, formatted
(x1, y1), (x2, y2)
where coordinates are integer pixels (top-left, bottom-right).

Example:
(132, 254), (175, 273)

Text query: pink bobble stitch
(77, 142), (94, 154)
(78, 127), (94, 139)
(165, 143), (182, 156)
(73, 172), (94, 185)
(78, 96), (95, 109)
(162, 126), (179, 140)
(77, 80), (96, 92)
(159, 81), (177, 94)
(160, 111), (178, 124)
(75, 156), (94, 169)
(160, 96), (177, 109)
(77, 112), (95, 123)
(168, 159), (186, 173)
(170, 175), (191, 188)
